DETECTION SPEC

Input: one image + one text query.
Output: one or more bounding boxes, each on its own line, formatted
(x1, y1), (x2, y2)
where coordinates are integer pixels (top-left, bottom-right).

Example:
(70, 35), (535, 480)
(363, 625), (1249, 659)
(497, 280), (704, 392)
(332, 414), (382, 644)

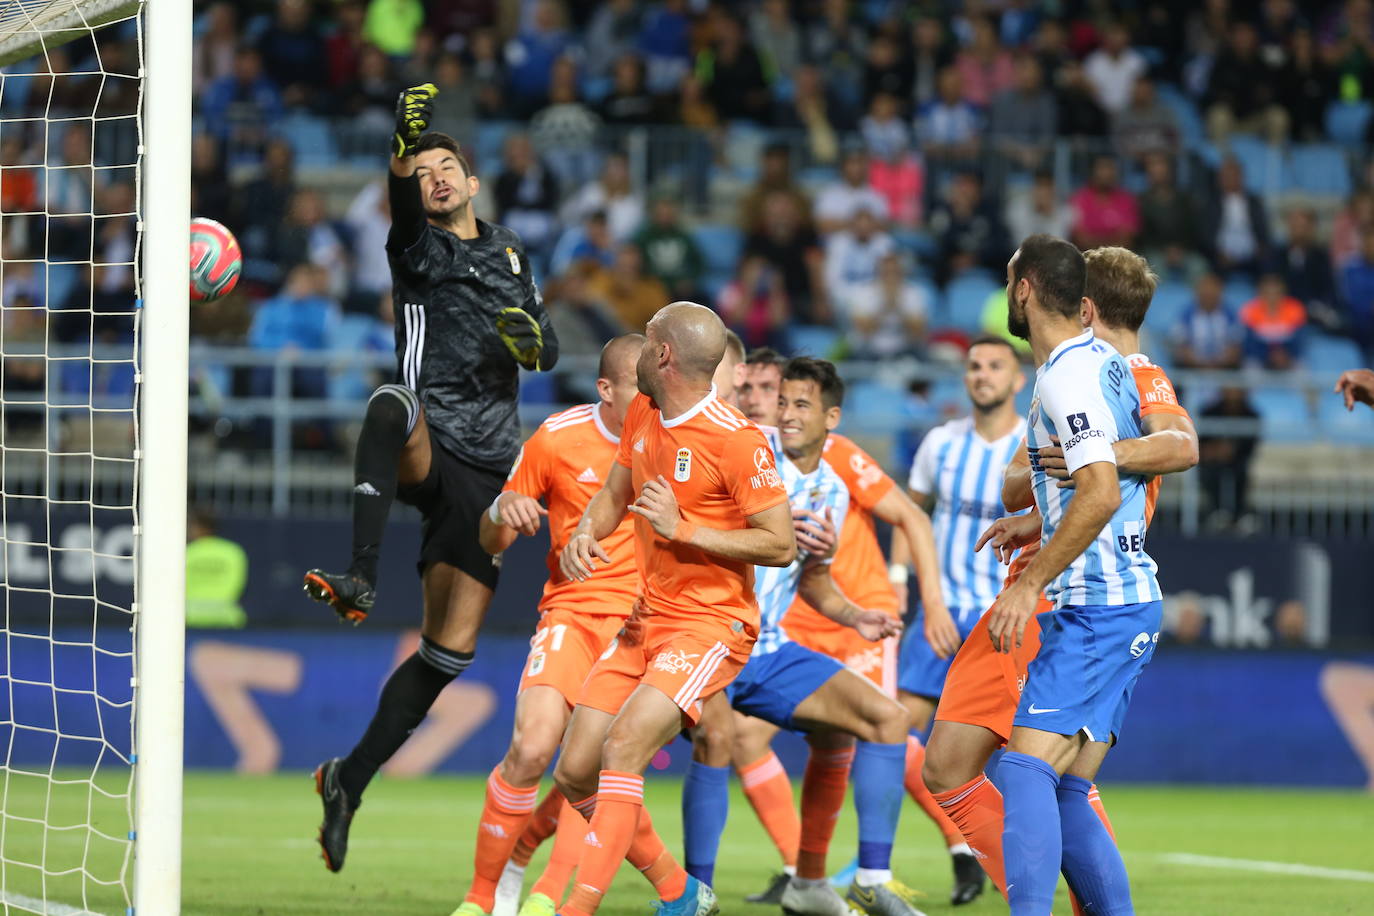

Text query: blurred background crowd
(3, 0), (1374, 533)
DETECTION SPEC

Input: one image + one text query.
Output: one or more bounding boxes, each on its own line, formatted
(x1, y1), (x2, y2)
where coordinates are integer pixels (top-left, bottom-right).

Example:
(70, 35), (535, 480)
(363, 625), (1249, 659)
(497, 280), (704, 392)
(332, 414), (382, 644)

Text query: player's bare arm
(561, 462), (634, 581)
(1038, 413), (1199, 486)
(798, 562), (904, 642)
(873, 487), (959, 658)
(888, 487), (934, 610)
(1001, 437), (1034, 512)
(629, 475), (796, 567)
(975, 511), (1043, 565)
(987, 461), (1120, 653)
(477, 491), (548, 555)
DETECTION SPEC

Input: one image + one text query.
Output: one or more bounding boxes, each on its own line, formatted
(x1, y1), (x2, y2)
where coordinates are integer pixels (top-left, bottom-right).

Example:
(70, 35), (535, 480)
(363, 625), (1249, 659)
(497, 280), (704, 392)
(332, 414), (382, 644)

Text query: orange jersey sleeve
(822, 434), (896, 511)
(626, 393), (787, 631)
(1128, 354), (1191, 420)
(509, 405), (638, 616)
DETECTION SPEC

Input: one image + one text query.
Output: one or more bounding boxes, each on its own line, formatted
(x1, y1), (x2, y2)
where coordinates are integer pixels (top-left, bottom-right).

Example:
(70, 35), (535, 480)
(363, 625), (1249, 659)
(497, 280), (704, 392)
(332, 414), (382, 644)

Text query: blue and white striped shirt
(1027, 329), (1160, 608)
(752, 428), (850, 656)
(908, 415), (1027, 624)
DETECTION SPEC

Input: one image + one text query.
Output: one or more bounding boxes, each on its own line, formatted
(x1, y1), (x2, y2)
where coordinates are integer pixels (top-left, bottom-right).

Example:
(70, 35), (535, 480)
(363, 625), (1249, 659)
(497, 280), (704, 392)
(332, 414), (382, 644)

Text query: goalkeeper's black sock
(349, 384), (420, 586)
(337, 638), (472, 805)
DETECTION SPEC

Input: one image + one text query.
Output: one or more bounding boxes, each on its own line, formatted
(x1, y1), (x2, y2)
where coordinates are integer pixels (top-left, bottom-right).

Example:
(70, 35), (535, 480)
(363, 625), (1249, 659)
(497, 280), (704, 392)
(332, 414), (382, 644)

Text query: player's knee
(922, 742), (971, 795)
(868, 696), (911, 745)
(367, 383), (420, 437)
(692, 724), (731, 767)
(505, 733), (557, 783)
(600, 720), (654, 774)
(553, 756), (595, 803)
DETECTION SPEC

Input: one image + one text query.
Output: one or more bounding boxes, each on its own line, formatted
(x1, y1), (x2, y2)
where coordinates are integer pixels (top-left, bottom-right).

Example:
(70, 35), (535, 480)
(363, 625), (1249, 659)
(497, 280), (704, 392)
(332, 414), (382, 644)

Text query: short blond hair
(1084, 246), (1158, 332)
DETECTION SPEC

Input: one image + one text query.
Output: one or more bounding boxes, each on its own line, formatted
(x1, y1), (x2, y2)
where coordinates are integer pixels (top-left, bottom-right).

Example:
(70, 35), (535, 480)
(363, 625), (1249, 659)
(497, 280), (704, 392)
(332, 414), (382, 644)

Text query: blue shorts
(1013, 601), (1163, 743)
(896, 607), (981, 700)
(728, 641), (845, 732)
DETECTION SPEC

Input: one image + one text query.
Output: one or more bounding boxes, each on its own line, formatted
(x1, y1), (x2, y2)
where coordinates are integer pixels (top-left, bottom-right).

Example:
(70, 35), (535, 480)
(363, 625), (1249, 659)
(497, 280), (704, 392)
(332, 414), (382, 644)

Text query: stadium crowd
(2, 0), (1374, 497)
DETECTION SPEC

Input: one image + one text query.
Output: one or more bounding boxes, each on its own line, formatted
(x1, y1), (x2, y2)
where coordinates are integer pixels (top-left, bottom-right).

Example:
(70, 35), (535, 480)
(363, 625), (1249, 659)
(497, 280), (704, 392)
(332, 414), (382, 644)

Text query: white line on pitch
(1157, 852), (1374, 883)
(0, 890), (107, 916)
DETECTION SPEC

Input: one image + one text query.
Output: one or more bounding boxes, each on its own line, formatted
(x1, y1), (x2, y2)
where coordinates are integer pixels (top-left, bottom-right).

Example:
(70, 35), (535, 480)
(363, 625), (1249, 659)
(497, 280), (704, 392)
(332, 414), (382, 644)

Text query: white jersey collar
(660, 384), (718, 428)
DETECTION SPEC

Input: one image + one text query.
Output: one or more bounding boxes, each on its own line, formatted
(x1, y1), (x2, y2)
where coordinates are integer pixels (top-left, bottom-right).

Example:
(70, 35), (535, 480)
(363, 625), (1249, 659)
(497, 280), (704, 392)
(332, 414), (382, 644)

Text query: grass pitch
(4, 771), (1372, 914)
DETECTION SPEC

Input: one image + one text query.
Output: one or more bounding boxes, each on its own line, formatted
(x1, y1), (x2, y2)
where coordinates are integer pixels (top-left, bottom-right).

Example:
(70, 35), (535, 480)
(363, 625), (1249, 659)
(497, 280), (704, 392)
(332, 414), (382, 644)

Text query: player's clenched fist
(561, 530), (610, 582)
(628, 475), (685, 541)
(392, 83), (438, 159)
(491, 490), (547, 536)
(495, 306), (544, 370)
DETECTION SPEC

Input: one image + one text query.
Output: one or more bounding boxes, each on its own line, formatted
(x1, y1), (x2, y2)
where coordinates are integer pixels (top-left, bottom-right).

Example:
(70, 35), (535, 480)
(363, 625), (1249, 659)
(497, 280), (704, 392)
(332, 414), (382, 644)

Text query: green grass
(4, 772), (1373, 914)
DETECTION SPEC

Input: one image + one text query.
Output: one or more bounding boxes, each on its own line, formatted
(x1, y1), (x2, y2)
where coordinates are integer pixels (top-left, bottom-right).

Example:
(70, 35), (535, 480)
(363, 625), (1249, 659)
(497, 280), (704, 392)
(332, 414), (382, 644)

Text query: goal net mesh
(1, 2), (145, 913)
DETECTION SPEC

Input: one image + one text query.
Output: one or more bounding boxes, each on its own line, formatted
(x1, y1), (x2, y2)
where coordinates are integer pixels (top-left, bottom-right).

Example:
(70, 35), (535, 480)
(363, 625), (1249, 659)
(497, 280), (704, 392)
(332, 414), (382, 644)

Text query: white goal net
(1, 2), (185, 914)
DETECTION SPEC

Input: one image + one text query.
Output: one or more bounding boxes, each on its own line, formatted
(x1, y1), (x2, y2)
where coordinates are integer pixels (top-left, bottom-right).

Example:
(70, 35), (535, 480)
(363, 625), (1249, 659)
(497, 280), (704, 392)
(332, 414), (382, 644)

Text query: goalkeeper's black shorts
(397, 439), (505, 589)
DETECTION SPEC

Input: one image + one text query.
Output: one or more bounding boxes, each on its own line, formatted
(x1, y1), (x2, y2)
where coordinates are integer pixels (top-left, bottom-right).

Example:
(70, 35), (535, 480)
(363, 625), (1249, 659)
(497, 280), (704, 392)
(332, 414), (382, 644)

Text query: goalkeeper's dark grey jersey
(387, 215), (558, 473)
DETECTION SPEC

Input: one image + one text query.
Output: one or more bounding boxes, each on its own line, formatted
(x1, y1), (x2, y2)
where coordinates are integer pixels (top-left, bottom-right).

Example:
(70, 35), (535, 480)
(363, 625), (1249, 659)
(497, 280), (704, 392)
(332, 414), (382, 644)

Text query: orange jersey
(506, 404), (637, 615)
(1004, 354), (1190, 583)
(615, 391), (788, 631)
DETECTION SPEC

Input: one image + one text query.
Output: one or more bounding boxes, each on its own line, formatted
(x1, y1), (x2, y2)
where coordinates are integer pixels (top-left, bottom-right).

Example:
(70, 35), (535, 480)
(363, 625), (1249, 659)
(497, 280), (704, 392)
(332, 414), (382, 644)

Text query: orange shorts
(933, 597), (1051, 744)
(783, 602), (899, 695)
(518, 607), (628, 705)
(576, 611), (754, 725)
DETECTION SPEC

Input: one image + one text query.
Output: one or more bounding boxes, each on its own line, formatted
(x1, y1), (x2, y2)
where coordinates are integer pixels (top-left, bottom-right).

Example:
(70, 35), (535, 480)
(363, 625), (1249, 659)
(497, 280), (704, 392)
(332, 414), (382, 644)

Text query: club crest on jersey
(506, 247), (521, 274)
(674, 447), (693, 482)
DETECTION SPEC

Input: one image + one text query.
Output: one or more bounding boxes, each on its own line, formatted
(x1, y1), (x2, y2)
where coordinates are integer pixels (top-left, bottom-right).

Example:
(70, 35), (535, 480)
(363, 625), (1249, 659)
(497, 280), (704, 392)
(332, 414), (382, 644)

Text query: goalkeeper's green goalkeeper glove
(496, 307), (545, 370)
(392, 83), (439, 159)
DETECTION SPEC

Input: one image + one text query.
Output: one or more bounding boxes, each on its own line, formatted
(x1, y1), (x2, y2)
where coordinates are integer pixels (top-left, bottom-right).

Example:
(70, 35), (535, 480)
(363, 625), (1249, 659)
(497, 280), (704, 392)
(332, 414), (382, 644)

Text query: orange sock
(464, 767), (541, 911)
(797, 745), (853, 880)
(513, 787), (565, 867)
(905, 735), (966, 849)
(739, 752), (800, 869)
(530, 798), (583, 901)
(932, 774), (1007, 896)
(627, 805), (689, 901)
(1087, 784), (1117, 840)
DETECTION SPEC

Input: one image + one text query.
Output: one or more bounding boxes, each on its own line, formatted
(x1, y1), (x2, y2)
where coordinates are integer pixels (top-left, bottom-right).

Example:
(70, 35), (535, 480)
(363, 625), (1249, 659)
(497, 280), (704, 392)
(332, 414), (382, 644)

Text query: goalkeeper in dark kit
(302, 83), (559, 872)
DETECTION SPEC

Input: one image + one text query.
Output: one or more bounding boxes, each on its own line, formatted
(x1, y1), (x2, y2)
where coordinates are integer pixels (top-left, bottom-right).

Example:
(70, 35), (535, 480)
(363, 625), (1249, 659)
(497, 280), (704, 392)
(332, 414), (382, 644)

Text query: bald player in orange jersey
(451, 335), (644, 916)
(554, 303), (795, 916)
(922, 247), (1199, 910)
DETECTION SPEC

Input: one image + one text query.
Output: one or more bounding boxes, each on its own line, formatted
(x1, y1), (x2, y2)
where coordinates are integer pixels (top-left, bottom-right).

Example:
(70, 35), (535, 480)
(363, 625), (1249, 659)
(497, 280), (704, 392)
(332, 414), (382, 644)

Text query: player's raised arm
(385, 84), (438, 253)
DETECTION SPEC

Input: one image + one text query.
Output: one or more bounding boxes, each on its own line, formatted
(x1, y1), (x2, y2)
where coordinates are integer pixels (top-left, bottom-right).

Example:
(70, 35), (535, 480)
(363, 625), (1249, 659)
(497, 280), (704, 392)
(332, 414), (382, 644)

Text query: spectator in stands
(749, 0), (801, 80)
(696, 9), (771, 124)
(717, 255), (789, 350)
(1137, 152), (1205, 280)
(803, 0), (866, 112)
(637, 0), (692, 94)
(191, 134), (233, 226)
(344, 180), (391, 314)
(1084, 22), (1148, 115)
(531, 56), (603, 189)
(863, 31), (913, 108)
(1053, 57), (1110, 138)
(201, 48), (285, 162)
(399, 28), (440, 89)
(986, 54), (1057, 172)
(467, 28), (507, 118)
(1172, 272), (1244, 369)
(1031, 17), (1070, 80)
(585, 243), (668, 333)
(273, 189), (350, 301)
(561, 151), (643, 242)
(363, 0), (424, 56)
(1112, 77), (1180, 163)
(505, 0), (572, 116)
(194, 2), (239, 96)
(779, 65), (840, 164)
(860, 91), (913, 163)
(0, 137), (36, 216)
(824, 206), (895, 313)
(1205, 20), (1289, 144)
(1275, 207), (1341, 331)
(583, 0), (642, 80)
(1331, 190), (1374, 268)
(233, 138), (296, 269)
(1198, 386), (1259, 531)
(866, 123), (924, 229)
(928, 170), (1009, 286)
(918, 66), (981, 183)
(634, 195), (703, 301)
(1070, 154), (1139, 250)
(911, 16), (954, 109)
(248, 263), (339, 400)
(955, 16), (1016, 108)
(1283, 27), (1337, 142)
(739, 142), (810, 236)
(256, 0), (327, 110)
(430, 53), (477, 144)
(743, 190), (828, 324)
(337, 44), (396, 131)
(1240, 272), (1308, 369)
(1005, 169), (1072, 243)
(846, 250), (929, 359)
(599, 54), (662, 125)
(814, 147), (888, 235)
(324, 2), (365, 89)
(493, 132), (561, 264)
(2, 293), (45, 441)
(1207, 155), (1271, 277)
(550, 210), (616, 277)
(1339, 231), (1374, 356)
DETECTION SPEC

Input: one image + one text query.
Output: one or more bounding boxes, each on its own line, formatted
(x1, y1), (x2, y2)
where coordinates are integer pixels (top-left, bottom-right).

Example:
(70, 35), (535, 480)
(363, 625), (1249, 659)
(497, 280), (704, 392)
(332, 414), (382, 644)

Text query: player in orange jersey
(553, 302), (796, 916)
(922, 247), (1198, 910)
(447, 335), (643, 916)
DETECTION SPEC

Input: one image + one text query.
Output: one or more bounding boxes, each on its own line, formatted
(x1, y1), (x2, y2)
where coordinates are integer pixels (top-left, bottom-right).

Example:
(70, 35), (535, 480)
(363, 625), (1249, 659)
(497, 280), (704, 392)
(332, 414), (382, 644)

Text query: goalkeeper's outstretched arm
(387, 83), (437, 251)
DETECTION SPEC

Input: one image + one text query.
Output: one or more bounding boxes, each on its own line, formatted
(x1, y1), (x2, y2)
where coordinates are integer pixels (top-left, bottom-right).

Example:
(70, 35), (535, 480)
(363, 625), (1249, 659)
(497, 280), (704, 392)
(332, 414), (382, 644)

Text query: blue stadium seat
(276, 114), (337, 167)
(1251, 387), (1311, 442)
(1228, 136), (1282, 195)
(845, 380), (908, 433)
(1324, 101), (1373, 147)
(1222, 278), (1256, 307)
(1304, 333), (1364, 373)
(893, 229), (937, 260)
(1317, 392), (1374, 444)
(693, 224), (742, 276)
(943, 273), (1000, 334)
(788, 325), (842, 358)
(474, 123), (511, 173)
(1286, 144), (1352, 197)
(1146, 281), (1193, 333)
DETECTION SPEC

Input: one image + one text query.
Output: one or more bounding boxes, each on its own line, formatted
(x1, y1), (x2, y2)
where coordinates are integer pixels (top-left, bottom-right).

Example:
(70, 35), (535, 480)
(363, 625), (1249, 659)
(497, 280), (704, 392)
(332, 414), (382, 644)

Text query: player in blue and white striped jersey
(686, 358), (930, 916)
(989, 235), (1162, 916)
